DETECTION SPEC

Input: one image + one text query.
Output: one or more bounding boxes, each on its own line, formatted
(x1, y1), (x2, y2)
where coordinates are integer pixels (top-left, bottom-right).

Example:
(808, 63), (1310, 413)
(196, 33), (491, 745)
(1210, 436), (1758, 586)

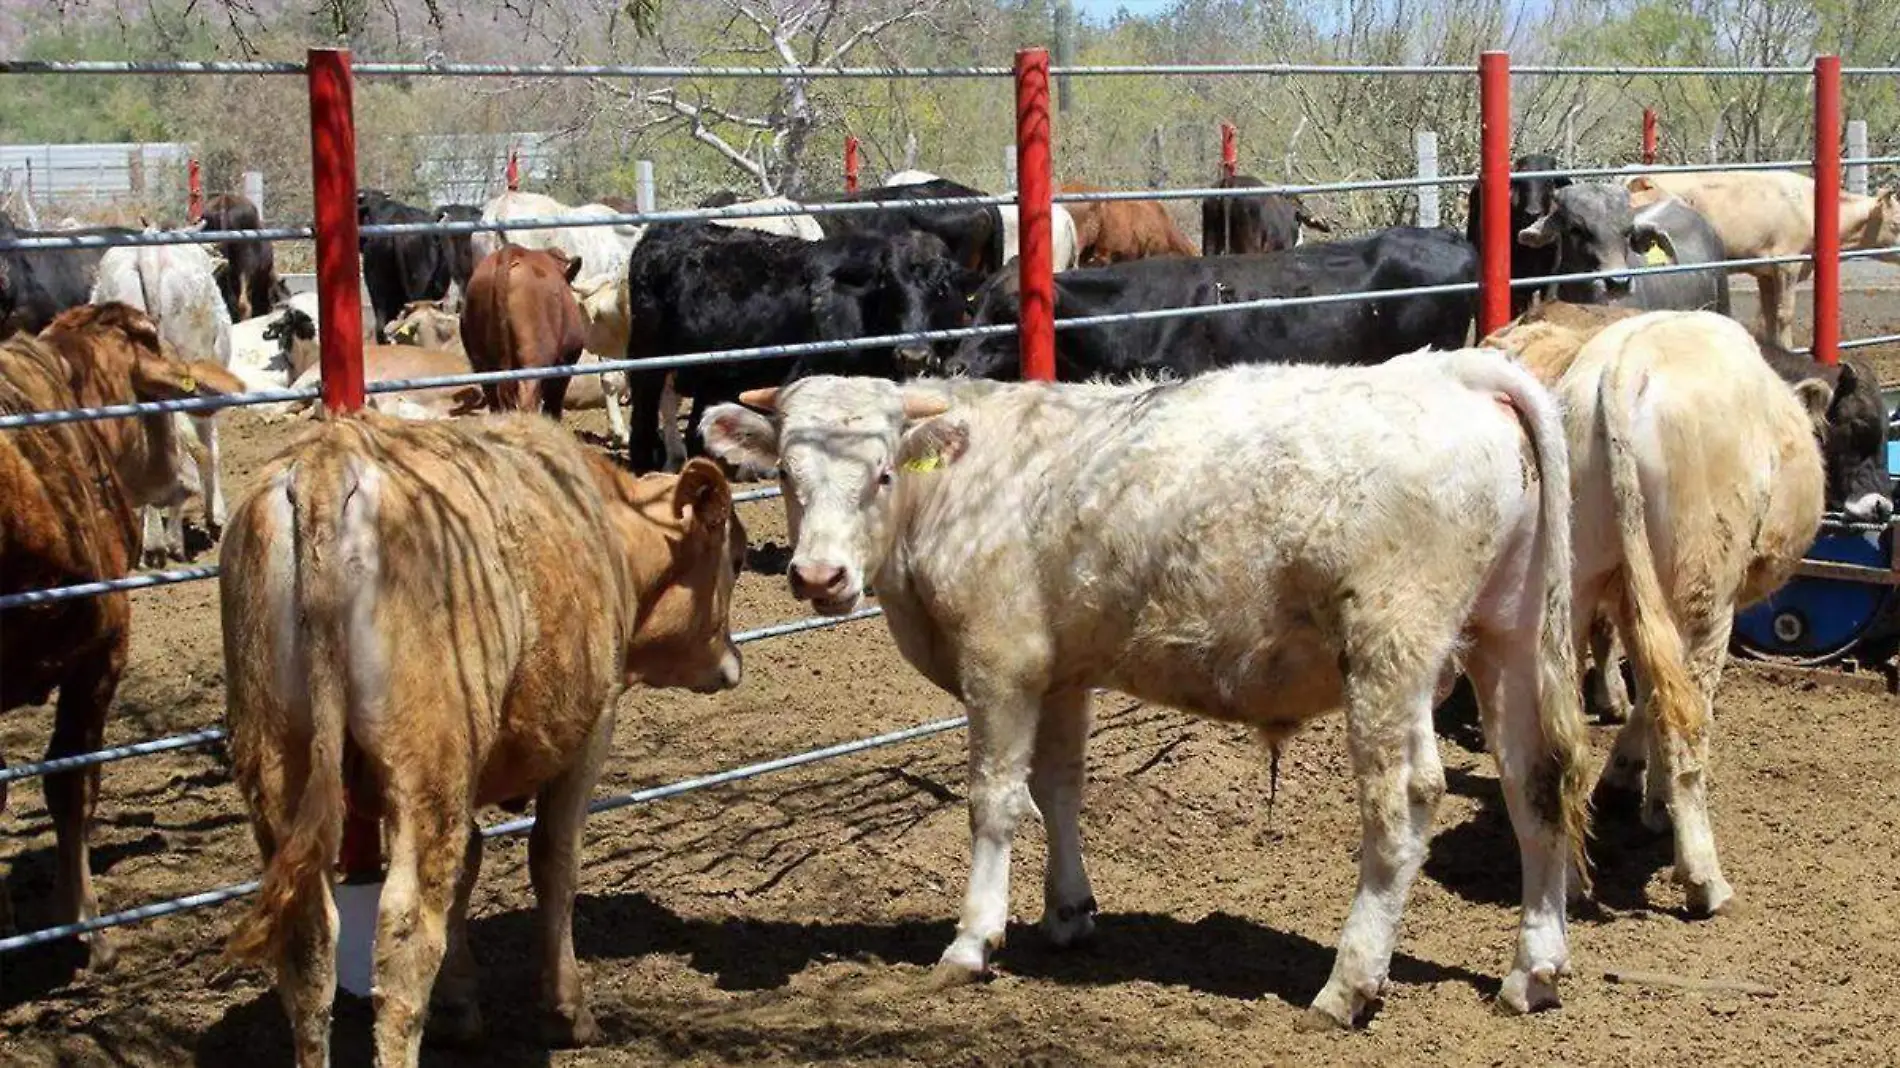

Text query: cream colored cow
(1625, 170), (1900, 347)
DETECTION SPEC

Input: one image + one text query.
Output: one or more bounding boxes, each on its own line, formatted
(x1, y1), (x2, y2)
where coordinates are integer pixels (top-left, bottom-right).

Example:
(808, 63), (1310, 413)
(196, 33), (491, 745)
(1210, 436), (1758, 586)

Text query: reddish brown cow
(459, 245), (587, 418)
(1, 303), (245, 969)
(1060, 181), (1199, 265)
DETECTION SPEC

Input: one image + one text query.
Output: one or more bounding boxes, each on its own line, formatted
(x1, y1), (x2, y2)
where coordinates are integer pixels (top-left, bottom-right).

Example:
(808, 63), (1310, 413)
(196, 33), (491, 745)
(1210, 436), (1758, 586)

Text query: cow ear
(897, 415), (969, 474)
(1792, 377), (1836, 432)
(673, 457), (732, 536)
(564, 254), (584, 283)
(700, 402), (780, 472)
(1517, 214), (1558, 248)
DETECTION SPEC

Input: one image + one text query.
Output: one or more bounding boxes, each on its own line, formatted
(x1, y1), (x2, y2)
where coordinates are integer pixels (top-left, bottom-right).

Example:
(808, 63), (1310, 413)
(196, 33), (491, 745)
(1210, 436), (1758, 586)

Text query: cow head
(700, 376), (954, 615)
(1808, 357), (1895, 524)
(1854, 187), (1900, 263)
(940, 267), (1021, 380)
(1517, 183), (1643, 301)
(827, 231), (966, 376)
(589, 454), (746, 693)
(1510, 153), (1572, 225)
(263, 305), (320, 380)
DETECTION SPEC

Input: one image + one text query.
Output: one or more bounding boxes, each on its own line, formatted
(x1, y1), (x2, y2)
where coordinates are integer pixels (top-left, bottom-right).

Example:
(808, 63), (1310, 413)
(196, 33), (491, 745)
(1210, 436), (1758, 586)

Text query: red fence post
(308, 48), (366, 414)
(1642, 108), (1659, 165)
(187, 157), (203, 222)
(506, 148), (520, 191)
(1813, 54), (1842, 367)
(844, 135), (860, 193)
(1478, 51), (1513, 338)
(1220, 121), (1238, 179)
(1015, 47), (1055, 383)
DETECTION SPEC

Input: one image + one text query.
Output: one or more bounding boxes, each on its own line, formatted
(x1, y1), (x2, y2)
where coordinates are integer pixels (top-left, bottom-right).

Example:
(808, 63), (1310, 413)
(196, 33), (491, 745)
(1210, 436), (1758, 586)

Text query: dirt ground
(4, 290), (1900, 1067)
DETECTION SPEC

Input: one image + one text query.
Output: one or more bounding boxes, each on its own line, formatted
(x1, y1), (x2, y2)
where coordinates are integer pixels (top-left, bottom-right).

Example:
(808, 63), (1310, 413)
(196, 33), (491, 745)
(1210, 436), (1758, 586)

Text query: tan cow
(2, 303), (244, 969)
(1487, 307), (1829, 916)
(1625, 170), (1900, 347)
(285, 344), (483, 421)
(219, 412), (746, 1067)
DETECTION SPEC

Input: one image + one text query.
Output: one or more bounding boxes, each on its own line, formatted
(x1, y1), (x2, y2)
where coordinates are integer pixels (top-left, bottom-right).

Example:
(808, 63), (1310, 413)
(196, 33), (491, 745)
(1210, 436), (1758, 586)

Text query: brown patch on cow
(460, 246), (589, 418)
(1060, 182), (1199, 264)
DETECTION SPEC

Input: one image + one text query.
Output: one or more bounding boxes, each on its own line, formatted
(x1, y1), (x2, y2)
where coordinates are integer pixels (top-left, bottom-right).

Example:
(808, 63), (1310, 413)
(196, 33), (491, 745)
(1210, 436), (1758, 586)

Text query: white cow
(228, 291), (321, 394)
(471, 191), (644, 283)
(704, 195), (827, 241)
(702, 350), (1589, 1028)
(884, 167), (1079, 271)
(89, 239), (236, 562)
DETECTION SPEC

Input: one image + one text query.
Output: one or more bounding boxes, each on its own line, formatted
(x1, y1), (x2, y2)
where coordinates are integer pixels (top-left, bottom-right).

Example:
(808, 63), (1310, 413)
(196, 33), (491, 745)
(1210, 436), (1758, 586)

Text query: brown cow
(1060, 181), (1198, 265)
(219, 411), (745, 1067)
(2, 302), (245, 969)
(459, 245), (587, 419)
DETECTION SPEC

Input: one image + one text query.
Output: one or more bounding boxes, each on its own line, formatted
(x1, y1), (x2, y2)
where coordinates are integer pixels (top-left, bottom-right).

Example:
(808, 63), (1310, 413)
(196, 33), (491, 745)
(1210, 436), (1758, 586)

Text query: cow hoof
(1039, 895), (1098, 949)
(429, 998), (484, 1047)
(1497, 964), (1562, 1015)
(85, 930), (119, 973)
(1683, 877), (1737, 919)
(543, 1003), (600, 1048)
(1302, 980), (1371, 1030)
(923, 958), (991, 992)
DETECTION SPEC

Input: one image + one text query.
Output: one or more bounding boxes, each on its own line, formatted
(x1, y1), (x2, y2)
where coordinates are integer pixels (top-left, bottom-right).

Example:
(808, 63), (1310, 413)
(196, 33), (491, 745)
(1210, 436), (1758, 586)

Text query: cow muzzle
(690, 645), (744, 694)
(789, 561), (860, 615)
(895, 345), (935, 375)
(1843, 491), (1895, 525)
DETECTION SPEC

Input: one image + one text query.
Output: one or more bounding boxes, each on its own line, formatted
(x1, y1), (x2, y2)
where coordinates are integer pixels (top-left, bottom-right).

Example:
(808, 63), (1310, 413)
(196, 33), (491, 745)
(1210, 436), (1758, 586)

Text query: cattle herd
(2, 152), (1899, 1065)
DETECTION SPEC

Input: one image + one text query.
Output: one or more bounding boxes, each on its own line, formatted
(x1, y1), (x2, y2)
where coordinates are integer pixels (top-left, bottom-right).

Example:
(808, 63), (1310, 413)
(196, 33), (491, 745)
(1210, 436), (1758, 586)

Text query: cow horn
(901, 392), (950, 419)
(738, 387), (780, 411)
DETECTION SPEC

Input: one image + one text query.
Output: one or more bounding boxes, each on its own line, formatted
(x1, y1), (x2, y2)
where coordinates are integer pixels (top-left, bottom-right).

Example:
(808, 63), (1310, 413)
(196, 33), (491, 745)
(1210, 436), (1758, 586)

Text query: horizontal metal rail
(0, 565), (221, 611)
(1817, 512), (1900, 535)
(1054, 174), (1479, 205)
(732, 486), (783, 503)
(1843, 155), (1900, 167)
(0, 729), (228, 786)
(0, 226), (312, 253)
(1840, 332), (1900, 351)
(0, 60), (306, 75)
(355, 62), (1011, 79)
(0, 604), (878, 785)
(357, 192), (1021, 239)
(0, 386), (317, 431)
(1840, 244), (1900, 262)
(0, 709), (959, 956)
(1046, 63), (1469, 76)
(1515, 159), (1813, 182)
(1514, 65), (1810, 77)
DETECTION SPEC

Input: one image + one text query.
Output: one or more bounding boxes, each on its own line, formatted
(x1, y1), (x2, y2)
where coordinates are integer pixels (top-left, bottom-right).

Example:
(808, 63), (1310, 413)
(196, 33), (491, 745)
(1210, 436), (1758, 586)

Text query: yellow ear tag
(178, 374), (196, 393)
(1642, 244), (1671, 267)
(901, 453), (944, 474)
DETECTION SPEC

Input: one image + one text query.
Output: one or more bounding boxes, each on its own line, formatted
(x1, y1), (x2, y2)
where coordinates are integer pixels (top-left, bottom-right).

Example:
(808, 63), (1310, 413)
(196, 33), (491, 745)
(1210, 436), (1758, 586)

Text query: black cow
(1201, 174), (1333, 256)
(433, 203), (483, 307)
(811, 177), (1006, 276)
(621, 221), (977, 472)
(0, 212), (137, 336)
(1516, 183), (1729, 314)
(946, 226), (1476, 381)
(356, 188), (459, 340)
(200, 193), (286, 323)
(1464, 152), (1572, 319)
(1757, 337), (1894, 523)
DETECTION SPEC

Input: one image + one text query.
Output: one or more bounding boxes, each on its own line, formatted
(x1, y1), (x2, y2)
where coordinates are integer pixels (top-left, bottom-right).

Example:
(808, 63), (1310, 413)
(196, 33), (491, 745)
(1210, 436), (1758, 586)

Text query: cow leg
(1031, 688), (1096, 949)
(933, 683), (1042, 986)
(371, 785), (468, 1068)
(141, 506), (171, 567)
(1307, 653), (1446, 1028)
(1773, 265), (1800, 349)
(603, 385), (629, 448)
(1466, 633), (1573, 1017)
(1655, 620), (1736, 917)
(196, 414), (226, 536)
(1583, 615), (1631, 724)
(660, 377), (686, 473)
(45, 645), (124, 972)
(272, 842), (340, 1068)
(528, 710), (613, 1047)
(428, 825), (485, 1046)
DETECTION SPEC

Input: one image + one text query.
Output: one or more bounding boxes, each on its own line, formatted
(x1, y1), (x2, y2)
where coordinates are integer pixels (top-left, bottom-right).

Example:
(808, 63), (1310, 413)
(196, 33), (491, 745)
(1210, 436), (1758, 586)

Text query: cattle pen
(5, 46), (1900, 1064)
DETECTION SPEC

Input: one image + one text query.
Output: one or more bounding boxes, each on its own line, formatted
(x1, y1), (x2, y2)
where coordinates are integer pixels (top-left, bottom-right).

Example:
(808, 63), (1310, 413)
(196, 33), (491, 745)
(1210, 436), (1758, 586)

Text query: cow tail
(1448, 350), (1592, 889)
(1597, 355), (1705, 792)
(225, 452), (356, 970)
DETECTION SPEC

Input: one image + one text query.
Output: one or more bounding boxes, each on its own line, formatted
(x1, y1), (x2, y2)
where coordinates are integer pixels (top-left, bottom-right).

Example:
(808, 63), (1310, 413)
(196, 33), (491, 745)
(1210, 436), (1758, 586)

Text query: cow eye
(876, 467), (894, 488)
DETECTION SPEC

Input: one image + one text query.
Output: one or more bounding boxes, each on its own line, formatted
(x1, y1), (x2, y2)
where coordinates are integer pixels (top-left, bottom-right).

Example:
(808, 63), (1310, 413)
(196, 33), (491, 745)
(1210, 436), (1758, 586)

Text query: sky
(1073, 0), (1180, 23)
